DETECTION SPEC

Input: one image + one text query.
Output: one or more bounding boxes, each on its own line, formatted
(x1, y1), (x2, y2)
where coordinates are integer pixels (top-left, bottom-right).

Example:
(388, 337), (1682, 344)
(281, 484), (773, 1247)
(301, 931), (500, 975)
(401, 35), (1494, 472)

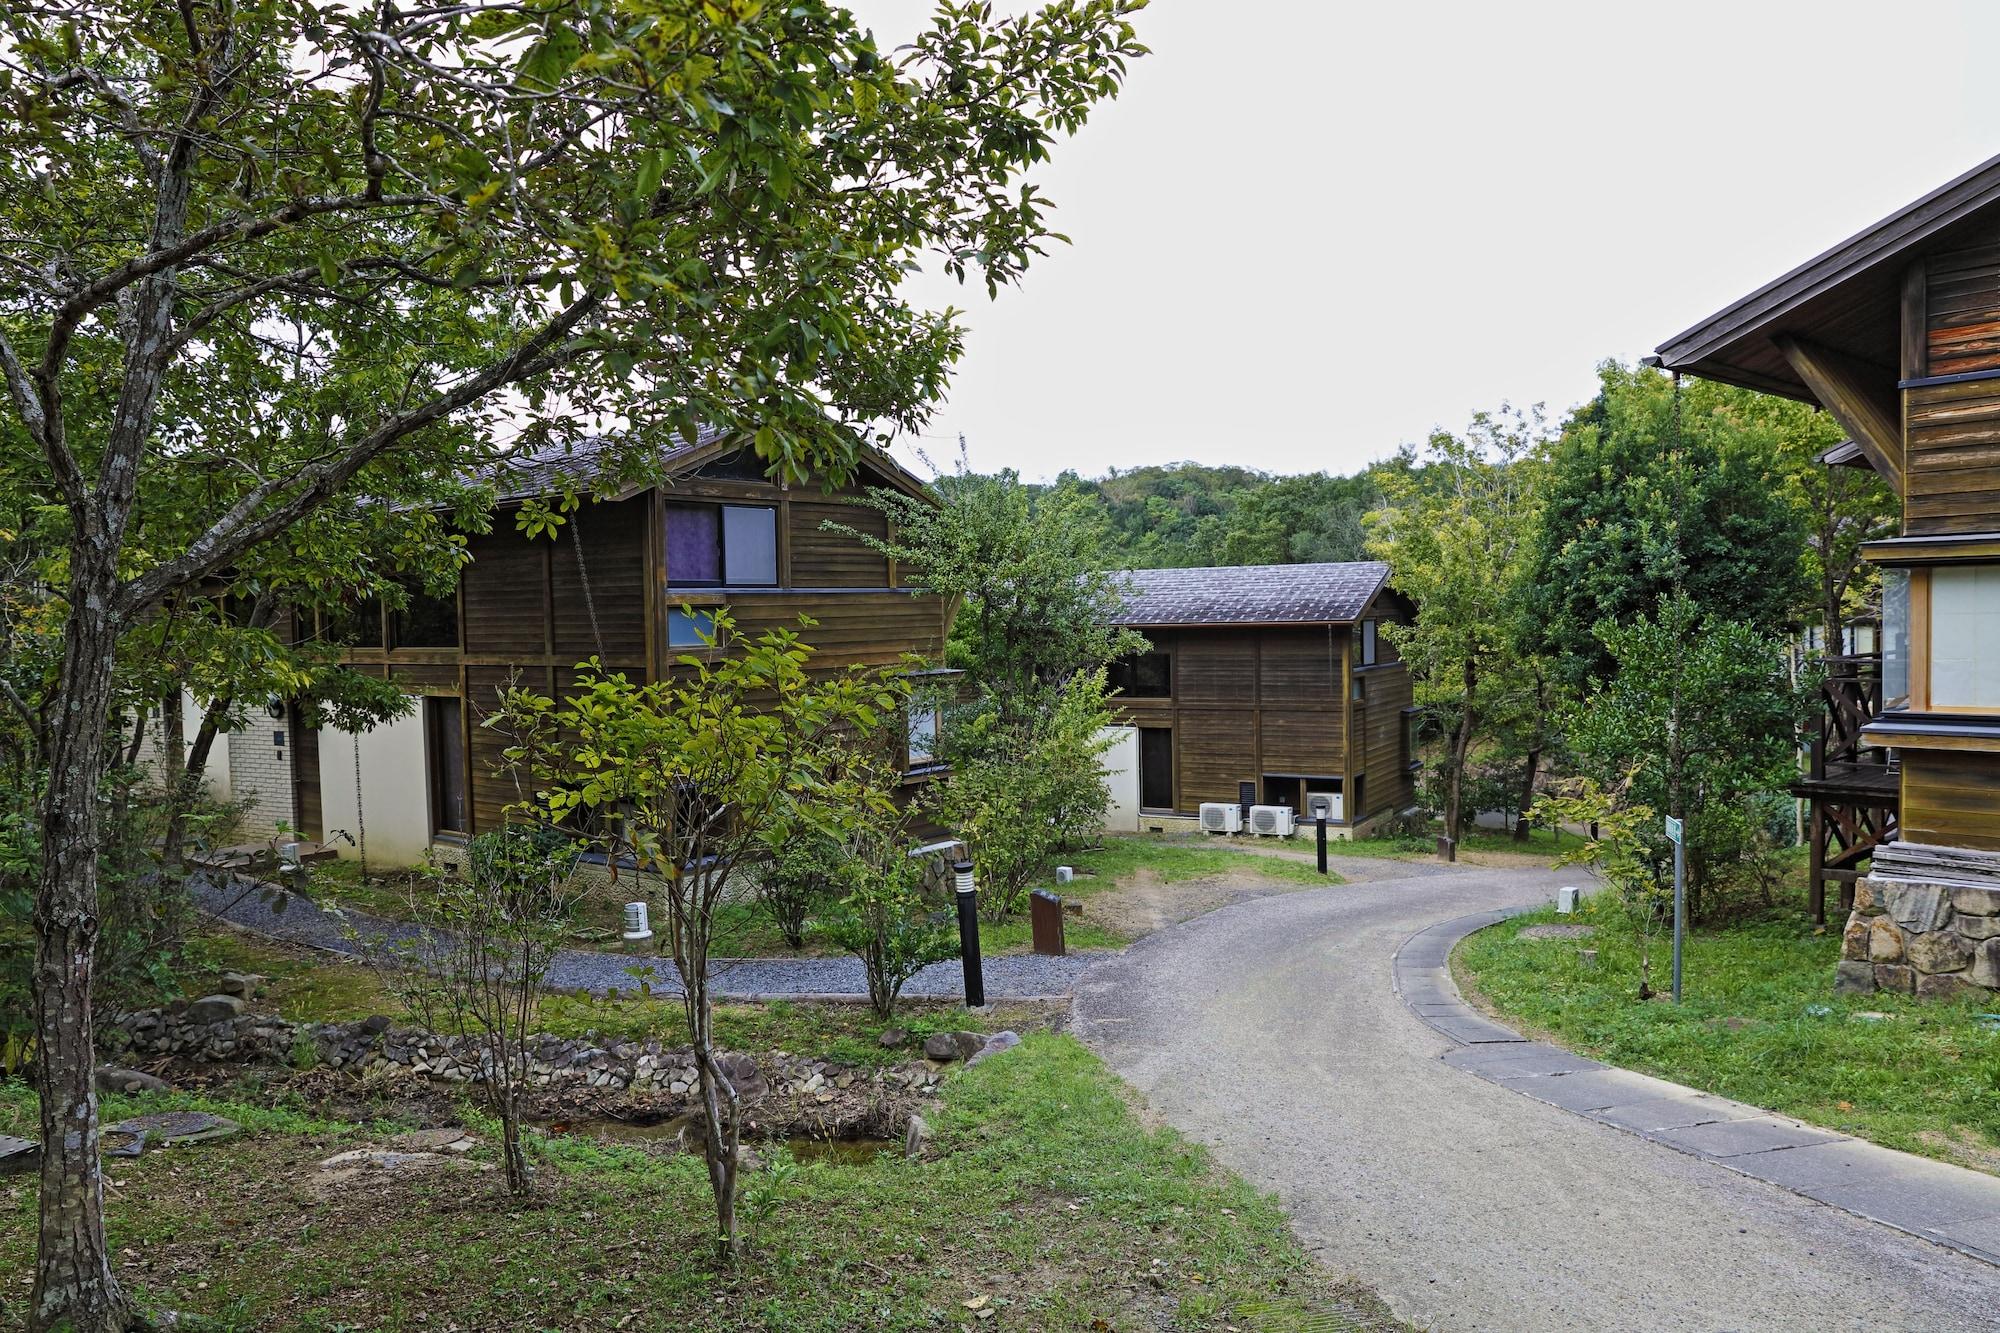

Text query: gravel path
(192, 874), (1095, 1001)
(1072, 864), (2000, 1333)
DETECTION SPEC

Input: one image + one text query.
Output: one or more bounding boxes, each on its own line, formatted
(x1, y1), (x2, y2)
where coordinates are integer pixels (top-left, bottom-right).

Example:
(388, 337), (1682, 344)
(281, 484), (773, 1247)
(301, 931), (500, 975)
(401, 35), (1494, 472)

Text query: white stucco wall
(133, 691), (234, 800)
(1099, 725), (1140, 833)
(316, 710), (435, 867)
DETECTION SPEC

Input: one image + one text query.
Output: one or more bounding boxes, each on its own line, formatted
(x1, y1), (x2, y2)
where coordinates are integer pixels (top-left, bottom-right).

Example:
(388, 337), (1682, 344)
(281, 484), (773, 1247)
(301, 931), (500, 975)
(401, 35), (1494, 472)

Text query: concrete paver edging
(1397, 908), (2000, 1270)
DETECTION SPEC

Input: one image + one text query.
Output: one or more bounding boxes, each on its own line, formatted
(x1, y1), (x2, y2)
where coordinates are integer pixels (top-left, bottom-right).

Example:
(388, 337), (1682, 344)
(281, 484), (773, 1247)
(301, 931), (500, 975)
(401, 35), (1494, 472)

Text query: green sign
(1664, 815), (1683, 845)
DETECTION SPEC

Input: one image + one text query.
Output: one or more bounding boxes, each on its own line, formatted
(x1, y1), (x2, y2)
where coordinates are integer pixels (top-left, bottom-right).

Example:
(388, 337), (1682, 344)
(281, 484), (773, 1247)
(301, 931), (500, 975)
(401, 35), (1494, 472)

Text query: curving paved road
(1072, 860), (2000, 1333)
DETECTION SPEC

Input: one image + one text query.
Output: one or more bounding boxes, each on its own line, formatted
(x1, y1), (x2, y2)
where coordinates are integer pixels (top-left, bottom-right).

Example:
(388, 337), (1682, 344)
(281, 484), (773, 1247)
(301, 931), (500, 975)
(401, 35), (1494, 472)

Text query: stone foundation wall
(1836, 876), (2000, 999)
(104, 1004), (941, 1100)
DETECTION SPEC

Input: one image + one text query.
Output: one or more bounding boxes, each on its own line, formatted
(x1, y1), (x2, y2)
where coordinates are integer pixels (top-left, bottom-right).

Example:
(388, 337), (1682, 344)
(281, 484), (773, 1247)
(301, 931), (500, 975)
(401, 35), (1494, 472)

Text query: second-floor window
(1359, 619), (1378, 667)
(666, 502), (778, 587)
(1109, 649), (1172, 698)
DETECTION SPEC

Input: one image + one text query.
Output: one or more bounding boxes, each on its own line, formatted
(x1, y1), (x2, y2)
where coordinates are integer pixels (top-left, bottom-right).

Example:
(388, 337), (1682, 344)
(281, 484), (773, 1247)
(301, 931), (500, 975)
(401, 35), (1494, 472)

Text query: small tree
(749, 823), (841, 951)
(383, 825), (581, 1194)
(492, 615), (896, 1261)
(1366, 408), (1547, 850)
(825, 792), (958, 1019)
(1565, 593), (1809, 920)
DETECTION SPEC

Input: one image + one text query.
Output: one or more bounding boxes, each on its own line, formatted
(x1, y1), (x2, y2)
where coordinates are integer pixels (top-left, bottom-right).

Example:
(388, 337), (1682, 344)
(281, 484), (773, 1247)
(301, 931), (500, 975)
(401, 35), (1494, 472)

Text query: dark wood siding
(462, 524), (549, 658)
(1107, 624), (1391, 817)
(1356, 665), (1415, 822)
(1925, 246), (2000, 377)
(1904, 379), (2000, 535)
(1901, 750), (2000, 851)
(551, 497), (650, 666)
(790, 493), (890, 587)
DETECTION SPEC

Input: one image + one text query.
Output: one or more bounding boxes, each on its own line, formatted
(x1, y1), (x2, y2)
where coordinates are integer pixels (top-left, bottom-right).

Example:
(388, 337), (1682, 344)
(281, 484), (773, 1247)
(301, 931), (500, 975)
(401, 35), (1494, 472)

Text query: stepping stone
(388, 1127), (476, 1154)
(1516, 924), (1595, 941)
(0, 1134), (39, 1176)
(107, 1111), (241, 1147)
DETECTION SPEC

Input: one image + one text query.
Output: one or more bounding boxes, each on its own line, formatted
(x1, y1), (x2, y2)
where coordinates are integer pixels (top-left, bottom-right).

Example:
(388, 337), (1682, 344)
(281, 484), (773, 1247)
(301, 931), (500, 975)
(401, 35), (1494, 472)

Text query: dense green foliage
(1525, 365), (1815, 691)
(1073, 463), (1384, 569)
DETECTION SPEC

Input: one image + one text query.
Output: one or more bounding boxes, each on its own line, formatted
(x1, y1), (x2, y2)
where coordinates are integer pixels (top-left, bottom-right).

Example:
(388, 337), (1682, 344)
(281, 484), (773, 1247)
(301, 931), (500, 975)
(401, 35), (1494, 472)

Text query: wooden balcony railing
(1809, 653), (1891, 781)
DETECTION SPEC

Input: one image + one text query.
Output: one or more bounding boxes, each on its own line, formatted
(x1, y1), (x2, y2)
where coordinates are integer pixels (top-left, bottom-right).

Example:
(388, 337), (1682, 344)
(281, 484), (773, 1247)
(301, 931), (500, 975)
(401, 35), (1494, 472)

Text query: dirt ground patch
(1083, 865), (1319, 939)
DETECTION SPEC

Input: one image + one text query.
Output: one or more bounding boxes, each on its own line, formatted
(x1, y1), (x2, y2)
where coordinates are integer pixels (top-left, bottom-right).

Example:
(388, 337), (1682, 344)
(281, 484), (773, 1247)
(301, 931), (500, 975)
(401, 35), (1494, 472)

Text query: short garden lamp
(954, 859), (985, 1009)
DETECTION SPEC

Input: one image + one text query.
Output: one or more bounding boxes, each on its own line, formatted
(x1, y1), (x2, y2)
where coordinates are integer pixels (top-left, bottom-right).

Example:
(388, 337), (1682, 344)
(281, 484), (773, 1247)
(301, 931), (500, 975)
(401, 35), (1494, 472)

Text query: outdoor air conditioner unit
(1305, 791), (1343, 823)
(1198, 802), (1243, 834)
(1248, 805), (1297, 837)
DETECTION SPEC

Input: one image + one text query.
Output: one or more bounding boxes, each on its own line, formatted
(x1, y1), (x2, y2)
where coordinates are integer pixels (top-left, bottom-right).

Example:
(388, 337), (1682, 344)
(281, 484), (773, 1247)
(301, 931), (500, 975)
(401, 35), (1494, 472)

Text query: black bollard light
(954, 859), (985, 1009)
(1316, 815), (1329, 875)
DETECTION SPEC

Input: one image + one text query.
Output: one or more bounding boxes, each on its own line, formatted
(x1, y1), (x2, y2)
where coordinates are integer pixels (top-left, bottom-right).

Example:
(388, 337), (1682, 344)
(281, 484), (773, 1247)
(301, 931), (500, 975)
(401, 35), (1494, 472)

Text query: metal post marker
(1666, 814), (1686, 1002)
(954, 860), (985, 1009)
(1316, 815), (1329, 875)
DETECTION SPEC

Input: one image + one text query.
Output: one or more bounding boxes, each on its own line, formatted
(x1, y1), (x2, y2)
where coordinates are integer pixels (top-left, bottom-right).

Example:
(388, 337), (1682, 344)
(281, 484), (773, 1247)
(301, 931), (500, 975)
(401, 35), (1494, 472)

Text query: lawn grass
(183, 932), (1057, 1068)
(0, 1037), (1402, 1331)
(289, 835), (1340, 961)
(1454, 891), (2000, 1174)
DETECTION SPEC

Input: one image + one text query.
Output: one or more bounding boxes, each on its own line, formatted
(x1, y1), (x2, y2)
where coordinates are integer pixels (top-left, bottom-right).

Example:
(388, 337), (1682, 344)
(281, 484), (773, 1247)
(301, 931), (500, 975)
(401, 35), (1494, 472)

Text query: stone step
(0, 1133), (40, 1176)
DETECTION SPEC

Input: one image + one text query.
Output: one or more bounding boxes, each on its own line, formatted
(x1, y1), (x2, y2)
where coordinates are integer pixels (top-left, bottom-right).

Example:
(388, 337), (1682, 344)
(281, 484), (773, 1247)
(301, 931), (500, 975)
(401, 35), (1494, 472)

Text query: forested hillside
(1047, 462), (1392, 569)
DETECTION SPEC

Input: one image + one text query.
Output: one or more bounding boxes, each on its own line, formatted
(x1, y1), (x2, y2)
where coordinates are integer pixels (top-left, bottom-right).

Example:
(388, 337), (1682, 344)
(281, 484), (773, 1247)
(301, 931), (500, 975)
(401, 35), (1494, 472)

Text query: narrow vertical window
(1881, 568), (1910, 710)
(1360, 620), (1378, 667)
(721, 505), (778, 586)
(665, 504), (722, 586)
(426, 696), (467, 835)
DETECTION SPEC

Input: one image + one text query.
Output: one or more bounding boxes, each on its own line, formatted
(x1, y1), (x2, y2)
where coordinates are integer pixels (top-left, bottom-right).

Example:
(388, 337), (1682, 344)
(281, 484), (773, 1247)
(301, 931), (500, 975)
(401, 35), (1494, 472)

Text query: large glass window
(1109, 649), (1172, 699)
(1882, 568), (1910, 709)
(665, 502), (778, 587)
(1931, 564), (2000, 709)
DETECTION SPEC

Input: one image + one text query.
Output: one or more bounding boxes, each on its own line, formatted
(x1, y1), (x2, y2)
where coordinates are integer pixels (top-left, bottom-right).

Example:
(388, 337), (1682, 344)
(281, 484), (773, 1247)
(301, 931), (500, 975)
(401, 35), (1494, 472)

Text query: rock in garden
(1516, 924), (1595, 942)
(389, 1127), (477, 1154)
(923, 1031), (988, 1062)
(360, 1014), (392, 1036)
(904, 1113), (929, 1160)
(217, 971), (265, 999)
(713, 1052), (767, 1103)
(94, 1066), (170, 1095)
(317, 1149), (487, 1175)
(1832, 961), (1877, 996)
(108, 1111), (241, 1147)
(878, 1026), (909, 1049)
(1905, 931), (1973, 975)
(184, 994), (245, 1024)
(965, 1031), (1021, 1068)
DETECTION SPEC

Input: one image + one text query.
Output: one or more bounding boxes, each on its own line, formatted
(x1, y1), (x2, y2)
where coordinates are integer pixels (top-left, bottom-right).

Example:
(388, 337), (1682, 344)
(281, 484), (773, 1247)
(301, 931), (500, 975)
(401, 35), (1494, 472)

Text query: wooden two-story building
(1656, 154), (2000, 996)
(241, 432), (950, 866)
(1099, 562), (1418, 837)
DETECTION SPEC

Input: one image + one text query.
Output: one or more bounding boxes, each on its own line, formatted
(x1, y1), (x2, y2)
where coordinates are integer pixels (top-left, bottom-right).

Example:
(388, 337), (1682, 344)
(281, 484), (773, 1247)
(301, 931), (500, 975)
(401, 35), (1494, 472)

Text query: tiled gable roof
(1107, 561), (1391, 627)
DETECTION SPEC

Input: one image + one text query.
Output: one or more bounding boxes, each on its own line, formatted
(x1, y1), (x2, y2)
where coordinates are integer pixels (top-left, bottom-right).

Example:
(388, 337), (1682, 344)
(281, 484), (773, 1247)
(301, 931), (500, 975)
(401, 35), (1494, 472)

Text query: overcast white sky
(847, 0), (2000, 482)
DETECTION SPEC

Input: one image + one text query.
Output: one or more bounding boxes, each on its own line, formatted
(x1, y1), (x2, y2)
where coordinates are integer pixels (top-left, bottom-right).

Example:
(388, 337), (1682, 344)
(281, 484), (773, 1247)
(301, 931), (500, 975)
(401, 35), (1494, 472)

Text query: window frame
(664, 501), (780, 590)
(1925, 563), (2000, 712)
(1359, 619), (1378, 668)
(1110, 648), (1173, 700)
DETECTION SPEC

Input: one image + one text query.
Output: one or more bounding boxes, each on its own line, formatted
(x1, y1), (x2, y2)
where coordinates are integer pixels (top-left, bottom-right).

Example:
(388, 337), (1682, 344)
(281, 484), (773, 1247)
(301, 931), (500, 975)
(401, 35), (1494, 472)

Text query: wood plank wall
(338, 472), (949, 845)
(1909, 249), (2000, 534)
(1113, 625), (1348, 814)
(1900, 749), (2000, 851)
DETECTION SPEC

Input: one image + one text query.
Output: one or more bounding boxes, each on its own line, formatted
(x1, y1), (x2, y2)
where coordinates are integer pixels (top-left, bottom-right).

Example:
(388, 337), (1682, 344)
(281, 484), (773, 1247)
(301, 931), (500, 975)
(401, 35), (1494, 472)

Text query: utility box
(1030, 889), (1067, 957)
(1557, 886), (1582, 915)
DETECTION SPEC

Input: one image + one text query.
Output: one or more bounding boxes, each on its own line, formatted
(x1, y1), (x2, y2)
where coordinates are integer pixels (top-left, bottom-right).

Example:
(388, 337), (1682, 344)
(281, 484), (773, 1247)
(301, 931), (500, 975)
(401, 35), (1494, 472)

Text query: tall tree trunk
(1515, 745), (1541, 842)
(31, 560), (134, 1333)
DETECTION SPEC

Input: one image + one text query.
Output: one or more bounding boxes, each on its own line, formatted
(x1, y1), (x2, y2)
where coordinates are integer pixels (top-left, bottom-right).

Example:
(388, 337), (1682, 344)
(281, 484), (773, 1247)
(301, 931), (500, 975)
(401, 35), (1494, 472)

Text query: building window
(667, 606), (720, 649)
(1931, 564), (2000, 709)
(1882, 568), (1910, 710)
(1360, 620), (1378, 667)
(425, 696), (468, 835)
(666, 502), (778, 587)
(326, 597), (383, 648)
(1109, 649), (1172, 699)
(907, 705), (940, 767)
(1351, 675), (1366, 701)
(392, 580), (459, 648)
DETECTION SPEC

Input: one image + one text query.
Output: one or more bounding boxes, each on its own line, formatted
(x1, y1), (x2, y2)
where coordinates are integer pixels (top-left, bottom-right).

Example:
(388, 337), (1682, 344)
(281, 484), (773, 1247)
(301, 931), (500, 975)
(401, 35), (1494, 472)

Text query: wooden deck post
(1809, 804), (1827, 925)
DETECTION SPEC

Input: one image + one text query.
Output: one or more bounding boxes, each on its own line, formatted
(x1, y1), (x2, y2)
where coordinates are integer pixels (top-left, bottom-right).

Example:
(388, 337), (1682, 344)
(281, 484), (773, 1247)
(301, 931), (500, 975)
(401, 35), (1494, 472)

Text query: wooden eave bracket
(1775, 335), (1906, 495)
